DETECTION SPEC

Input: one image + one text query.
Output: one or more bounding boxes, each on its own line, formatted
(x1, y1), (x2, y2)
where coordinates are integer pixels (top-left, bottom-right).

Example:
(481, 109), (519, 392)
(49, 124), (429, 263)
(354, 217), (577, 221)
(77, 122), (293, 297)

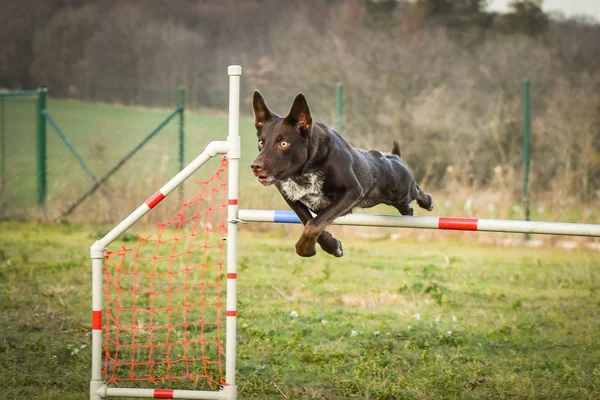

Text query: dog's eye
(280, 140), (290, 148)
(258, 140), (264, 148)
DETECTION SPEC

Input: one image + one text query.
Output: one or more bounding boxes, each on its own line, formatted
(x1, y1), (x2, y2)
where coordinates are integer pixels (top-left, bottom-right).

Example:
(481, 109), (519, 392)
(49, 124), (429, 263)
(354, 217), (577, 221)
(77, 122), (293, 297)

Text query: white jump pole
(98, 387), (224, 399)
(236, 210), (600, 237)
(89, 65), (242, 400)
(223, 64), (241, 400)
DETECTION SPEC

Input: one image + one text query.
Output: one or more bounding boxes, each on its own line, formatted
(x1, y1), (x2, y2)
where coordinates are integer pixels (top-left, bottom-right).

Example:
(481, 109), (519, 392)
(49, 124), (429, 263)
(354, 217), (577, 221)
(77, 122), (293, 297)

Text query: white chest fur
(279, 173), (330, 211)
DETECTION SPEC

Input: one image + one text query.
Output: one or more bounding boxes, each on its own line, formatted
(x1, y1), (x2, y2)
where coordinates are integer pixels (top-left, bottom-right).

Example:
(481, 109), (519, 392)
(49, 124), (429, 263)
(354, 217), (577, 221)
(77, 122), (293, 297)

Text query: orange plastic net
(103, 158), (228, 387)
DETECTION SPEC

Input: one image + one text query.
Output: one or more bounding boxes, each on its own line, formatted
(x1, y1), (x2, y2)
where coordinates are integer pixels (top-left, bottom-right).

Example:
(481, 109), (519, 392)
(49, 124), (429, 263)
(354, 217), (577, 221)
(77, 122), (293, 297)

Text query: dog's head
(251, 91), (313, 186)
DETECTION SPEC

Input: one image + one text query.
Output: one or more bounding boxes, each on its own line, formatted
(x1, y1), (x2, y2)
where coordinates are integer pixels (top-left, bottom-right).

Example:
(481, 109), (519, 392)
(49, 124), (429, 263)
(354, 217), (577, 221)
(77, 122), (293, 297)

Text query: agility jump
(89, 65), (600, 400)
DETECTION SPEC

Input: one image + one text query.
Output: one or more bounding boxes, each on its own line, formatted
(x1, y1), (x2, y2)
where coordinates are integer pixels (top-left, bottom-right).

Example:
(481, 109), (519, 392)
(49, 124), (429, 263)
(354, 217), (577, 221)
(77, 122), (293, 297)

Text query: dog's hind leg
(317, 231), (343, 257)
(394, 202), (414, 216)
(415, 184), (434, 211)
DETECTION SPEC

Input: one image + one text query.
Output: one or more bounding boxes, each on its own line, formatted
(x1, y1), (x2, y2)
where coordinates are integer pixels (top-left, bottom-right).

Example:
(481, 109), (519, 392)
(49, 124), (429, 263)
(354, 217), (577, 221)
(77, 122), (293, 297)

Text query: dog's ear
(253, 90), (274, 129)
(285, 93), (312, 136)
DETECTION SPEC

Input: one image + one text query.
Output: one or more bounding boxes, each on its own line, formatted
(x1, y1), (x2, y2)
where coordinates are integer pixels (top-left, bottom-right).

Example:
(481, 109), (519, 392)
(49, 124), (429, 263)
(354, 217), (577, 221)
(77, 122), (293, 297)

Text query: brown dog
(250, 91), (433, 257)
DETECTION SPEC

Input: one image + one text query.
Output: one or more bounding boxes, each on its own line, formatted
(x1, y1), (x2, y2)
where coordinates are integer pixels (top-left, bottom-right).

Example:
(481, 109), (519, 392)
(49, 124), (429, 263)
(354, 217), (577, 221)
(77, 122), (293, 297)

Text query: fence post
(1, 95), (5, 196)
(336, 82), (343, 134)
(178, 87), (185, 201)
(37, 87), (48, 207)
(62, 108), (180, 217)
(523, 80), (531, 236)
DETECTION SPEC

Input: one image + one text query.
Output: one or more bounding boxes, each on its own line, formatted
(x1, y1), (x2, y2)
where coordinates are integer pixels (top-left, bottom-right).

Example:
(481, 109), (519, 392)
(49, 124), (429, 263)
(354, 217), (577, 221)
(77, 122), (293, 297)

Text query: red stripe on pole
(226, 311), (237, 317)
(146, 191), (166, 209)
(92, 310), (102, 330)
(438, 217), (478, 231)
(227, 273), (237, 279)
(154, 389), (174, 399)
(228, 199), (238, 205)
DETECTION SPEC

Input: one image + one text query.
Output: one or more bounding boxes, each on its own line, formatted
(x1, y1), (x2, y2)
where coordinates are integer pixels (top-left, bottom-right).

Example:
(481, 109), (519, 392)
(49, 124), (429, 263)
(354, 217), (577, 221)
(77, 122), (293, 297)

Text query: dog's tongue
(258, 175), (276, 186)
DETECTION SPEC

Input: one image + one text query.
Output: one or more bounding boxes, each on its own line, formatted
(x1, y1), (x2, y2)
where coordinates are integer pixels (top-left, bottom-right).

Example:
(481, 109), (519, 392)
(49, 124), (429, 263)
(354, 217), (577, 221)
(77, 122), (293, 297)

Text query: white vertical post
(90, 241), (105, 400)
(223, 65), (241, 400)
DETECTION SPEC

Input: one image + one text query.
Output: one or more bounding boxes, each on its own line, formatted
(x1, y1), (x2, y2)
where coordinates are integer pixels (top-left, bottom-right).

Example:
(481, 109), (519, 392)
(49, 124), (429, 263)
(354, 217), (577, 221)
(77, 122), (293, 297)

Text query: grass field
(1, 221), (599, 399)
(1, 96), (599, 398)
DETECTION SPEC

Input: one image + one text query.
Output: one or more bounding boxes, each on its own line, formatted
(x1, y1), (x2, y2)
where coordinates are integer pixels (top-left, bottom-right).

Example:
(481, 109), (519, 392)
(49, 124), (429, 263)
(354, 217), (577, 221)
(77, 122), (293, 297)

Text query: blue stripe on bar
(274, 210), (302, 224)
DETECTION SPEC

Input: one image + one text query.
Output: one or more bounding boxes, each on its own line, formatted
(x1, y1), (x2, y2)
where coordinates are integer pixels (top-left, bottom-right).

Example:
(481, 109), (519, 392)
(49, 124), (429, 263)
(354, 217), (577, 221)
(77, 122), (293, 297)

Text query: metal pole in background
(37, 87), (48, 207)
(43, 110), (101, 185)
(0, 96), (5, 196)
(62, 108), (180, 217)
(523, 80), (531, 234)
(336, 82), (343, 134)
(178, 87), (185, 202)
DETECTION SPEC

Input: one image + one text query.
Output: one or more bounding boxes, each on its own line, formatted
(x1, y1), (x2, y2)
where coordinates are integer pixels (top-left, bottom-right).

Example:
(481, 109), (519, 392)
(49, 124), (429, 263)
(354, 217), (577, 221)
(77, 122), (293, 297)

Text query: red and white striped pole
(236, 210), (600, 237)
(89, 242), (104, 400)
(223, 65), (241, 400)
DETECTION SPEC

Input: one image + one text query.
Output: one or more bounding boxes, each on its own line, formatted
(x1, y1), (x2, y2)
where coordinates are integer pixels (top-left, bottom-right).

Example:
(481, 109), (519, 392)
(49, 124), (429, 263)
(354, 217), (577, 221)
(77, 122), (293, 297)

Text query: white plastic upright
(224, 64), (241, 400)
(90, 241), (105, 400)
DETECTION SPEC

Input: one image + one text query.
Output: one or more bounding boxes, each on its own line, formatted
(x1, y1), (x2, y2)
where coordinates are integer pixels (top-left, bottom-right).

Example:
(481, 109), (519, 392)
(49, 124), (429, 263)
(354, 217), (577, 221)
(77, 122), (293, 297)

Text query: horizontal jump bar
(237, 209), (600, 237)
(99, 386), (223, 399)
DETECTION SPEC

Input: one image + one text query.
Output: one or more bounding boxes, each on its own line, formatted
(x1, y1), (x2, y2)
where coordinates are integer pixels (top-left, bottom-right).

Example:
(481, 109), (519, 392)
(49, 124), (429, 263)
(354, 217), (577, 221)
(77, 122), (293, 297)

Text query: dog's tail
(391, 141), (401, 157)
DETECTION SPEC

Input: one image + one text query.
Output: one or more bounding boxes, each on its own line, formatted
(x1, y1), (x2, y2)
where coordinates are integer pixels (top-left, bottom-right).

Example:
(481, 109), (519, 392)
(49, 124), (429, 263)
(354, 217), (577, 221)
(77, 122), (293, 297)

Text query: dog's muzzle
(257, 175), (276, 186)
(251, 160), (276, 186)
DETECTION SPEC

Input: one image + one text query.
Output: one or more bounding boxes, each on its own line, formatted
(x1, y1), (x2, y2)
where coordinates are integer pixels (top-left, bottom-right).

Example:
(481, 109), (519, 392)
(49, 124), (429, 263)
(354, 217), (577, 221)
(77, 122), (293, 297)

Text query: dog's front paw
(295, 237), (317, 257)
(318, 231), (343, 258)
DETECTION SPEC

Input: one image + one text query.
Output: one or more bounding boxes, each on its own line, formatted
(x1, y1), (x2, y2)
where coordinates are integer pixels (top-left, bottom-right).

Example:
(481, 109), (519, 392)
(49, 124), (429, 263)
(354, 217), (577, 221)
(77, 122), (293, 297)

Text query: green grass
(1, 222), (599, 399)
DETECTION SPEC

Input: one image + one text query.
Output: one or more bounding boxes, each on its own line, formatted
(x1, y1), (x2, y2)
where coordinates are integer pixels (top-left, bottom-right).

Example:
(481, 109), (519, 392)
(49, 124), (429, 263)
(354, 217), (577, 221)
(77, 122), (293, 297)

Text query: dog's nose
(250, 161), (263, 174)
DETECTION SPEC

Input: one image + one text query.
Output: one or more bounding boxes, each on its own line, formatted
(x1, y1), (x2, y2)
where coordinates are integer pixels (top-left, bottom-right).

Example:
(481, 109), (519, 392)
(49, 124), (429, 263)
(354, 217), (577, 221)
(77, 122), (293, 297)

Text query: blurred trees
(505, 0), (549, 36)
(30, 4), (101, 97)
(0, 0), (599, 201)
